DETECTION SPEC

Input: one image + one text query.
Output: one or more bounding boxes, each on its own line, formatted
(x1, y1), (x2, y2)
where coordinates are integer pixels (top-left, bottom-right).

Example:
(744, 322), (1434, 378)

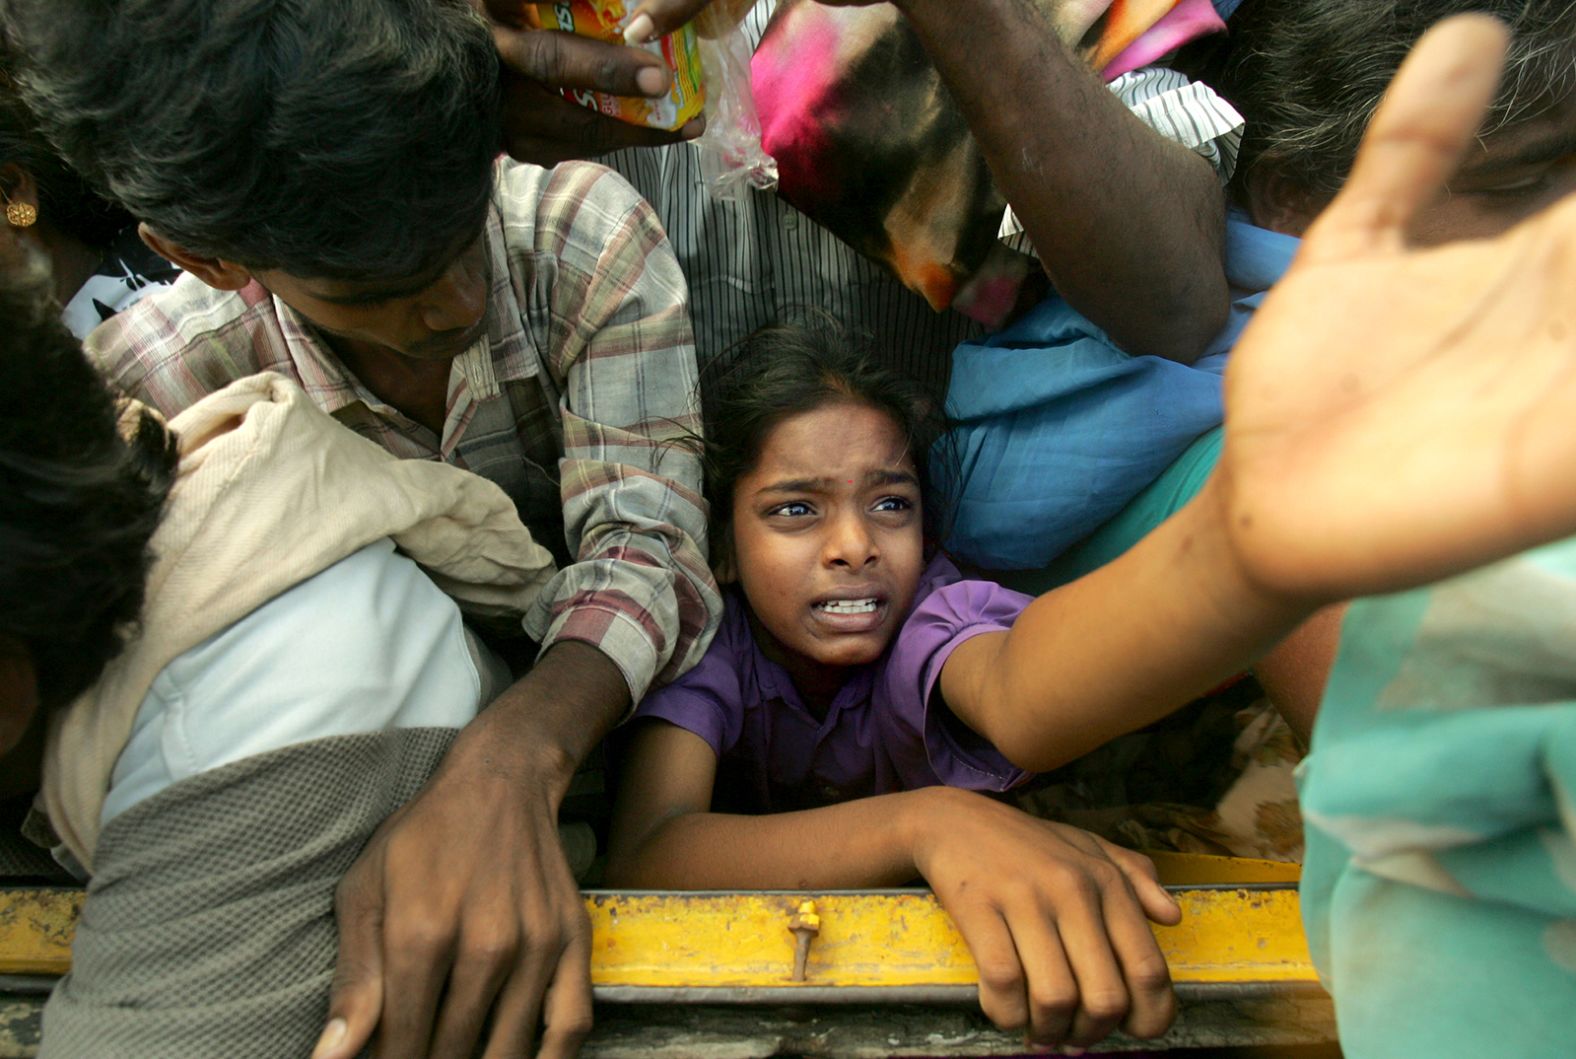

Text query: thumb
(1108, 848), (1182, 927)
(312, 872), (388, 1059)
(1306, 14), (1509, 261)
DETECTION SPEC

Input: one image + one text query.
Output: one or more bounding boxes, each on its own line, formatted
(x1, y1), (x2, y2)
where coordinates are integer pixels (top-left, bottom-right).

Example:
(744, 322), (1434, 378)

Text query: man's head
(4, 0), (502, 360)
(1218, 0), (1576, 242)
(0, 236), (177, 755)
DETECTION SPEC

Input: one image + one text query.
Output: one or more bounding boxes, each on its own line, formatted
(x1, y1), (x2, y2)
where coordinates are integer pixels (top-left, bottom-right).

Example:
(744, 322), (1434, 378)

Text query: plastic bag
(689, 1), (777, 201)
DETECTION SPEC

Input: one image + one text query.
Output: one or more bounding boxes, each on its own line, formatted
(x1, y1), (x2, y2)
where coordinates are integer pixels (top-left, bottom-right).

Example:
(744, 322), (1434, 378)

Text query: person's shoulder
(496, 157), (650, 222)
(893, 556), (1033, 650)
(86, 276), (287, 417)
(495, 158), (660, 258)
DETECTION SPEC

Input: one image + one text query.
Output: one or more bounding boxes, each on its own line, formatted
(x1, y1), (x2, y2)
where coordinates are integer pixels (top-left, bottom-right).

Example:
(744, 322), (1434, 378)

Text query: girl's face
(730, 401), (926, 694)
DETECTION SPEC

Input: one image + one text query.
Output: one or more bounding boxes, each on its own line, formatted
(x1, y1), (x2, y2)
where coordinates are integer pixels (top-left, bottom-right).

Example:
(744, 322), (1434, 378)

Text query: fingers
(1104, 844), (1183, 926)
(1103, 884), (1177, 1042)
(535, 916), (595, 1059)
(952, 904), (1034, 1037)
(495, 37), (703, 164)
(314, 868), (389, 1059)
(371, 908), (454, 1059)
(425, 919), (517, 1059)
(624, 0), (716, 42)
(494, 21), (671, 96)
(1046, 873), (1129, 1048)
(477, 951), (554, 1059)
(1310, 14), (1510, 258)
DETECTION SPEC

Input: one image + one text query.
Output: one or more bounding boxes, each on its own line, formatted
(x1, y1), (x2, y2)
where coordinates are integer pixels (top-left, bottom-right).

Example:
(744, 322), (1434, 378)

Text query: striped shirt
(608, 4), (1244, 391)
(87, 160), (721, 700)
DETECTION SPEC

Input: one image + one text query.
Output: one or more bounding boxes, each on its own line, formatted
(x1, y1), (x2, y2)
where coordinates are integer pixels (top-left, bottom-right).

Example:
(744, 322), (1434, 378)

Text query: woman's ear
(1243, 165), (1332, 238)
(138, 223), (254, 291)
(0, 163), (40, 212)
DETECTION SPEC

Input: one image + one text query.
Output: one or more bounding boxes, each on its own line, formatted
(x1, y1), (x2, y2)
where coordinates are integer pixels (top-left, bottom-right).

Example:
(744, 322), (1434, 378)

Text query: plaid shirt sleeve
(515, 163), (722, 703)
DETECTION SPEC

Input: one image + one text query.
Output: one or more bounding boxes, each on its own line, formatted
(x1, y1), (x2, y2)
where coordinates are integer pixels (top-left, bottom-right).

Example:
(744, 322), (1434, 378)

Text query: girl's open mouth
(813, 598), (879, 615)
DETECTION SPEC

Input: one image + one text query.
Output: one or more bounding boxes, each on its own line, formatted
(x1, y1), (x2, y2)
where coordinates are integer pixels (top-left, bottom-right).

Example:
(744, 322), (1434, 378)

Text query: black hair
(0, 73), (131, 251)
(0, 237), (178, 712)
(700, 318), (952, 565)
(1211, 0), (1576, 204)
(3, 0), (502, 281)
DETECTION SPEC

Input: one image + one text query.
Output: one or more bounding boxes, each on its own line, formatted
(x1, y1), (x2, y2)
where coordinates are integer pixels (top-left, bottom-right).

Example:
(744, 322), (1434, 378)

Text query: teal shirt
(1299, 540), (1576, 1057)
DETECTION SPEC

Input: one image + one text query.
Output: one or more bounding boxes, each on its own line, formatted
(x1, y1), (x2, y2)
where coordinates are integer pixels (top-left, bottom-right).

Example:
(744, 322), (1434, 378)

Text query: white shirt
(102, 539), (504, 824)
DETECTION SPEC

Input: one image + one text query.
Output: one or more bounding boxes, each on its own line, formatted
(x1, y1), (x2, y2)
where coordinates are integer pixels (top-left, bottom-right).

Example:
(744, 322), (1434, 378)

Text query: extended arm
(944, 16), (1576, 774)
(607, 721), (1180, 1048)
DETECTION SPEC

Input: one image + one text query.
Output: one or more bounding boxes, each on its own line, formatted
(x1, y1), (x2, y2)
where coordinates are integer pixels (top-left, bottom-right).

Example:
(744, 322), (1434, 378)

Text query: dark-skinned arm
(314, 641), (626, 1059)
(632, 0), (1231, 362)
(891, 0), (1229, 362)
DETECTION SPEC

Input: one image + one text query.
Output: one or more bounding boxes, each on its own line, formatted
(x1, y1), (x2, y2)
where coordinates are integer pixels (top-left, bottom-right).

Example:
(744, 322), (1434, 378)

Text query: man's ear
(138, 223), (253, 291)
(1243, 166), (1332, 238)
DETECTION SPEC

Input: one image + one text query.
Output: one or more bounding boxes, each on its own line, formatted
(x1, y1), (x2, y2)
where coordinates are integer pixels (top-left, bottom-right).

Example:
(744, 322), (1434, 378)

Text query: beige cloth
(42, 373), (556, 871)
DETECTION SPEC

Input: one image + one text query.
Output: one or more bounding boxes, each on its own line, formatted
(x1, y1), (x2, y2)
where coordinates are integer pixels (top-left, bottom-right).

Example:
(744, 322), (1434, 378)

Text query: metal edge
(592, 981), (1327, 1006)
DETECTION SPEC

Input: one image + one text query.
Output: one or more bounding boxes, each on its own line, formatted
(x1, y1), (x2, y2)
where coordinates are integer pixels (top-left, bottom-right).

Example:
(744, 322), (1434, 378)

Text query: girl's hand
(907, 787), (1181, 1050)
(1219, 15), (1576, 602)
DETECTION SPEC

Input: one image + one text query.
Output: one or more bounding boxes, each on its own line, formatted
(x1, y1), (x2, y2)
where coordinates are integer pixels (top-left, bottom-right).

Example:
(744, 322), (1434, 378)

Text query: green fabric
(1299, 538), (1576, 1058)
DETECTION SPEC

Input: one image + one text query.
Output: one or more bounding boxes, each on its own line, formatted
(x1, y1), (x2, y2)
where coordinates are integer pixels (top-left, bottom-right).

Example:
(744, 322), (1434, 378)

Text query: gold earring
(3, 193), (37, 229)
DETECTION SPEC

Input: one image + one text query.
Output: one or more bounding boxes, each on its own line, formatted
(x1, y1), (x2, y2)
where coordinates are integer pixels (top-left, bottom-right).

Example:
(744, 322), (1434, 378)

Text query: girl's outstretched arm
(944, 15), (1576, 772)
(608, 721), (1181, 1049)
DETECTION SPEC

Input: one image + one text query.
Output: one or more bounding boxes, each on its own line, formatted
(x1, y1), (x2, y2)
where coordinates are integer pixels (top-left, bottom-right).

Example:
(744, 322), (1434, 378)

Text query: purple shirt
(634, 556), (1033, 813)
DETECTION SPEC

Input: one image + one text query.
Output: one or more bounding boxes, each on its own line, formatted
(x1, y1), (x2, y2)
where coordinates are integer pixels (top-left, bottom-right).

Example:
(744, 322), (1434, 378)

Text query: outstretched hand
(1219, 15), (1576, 602)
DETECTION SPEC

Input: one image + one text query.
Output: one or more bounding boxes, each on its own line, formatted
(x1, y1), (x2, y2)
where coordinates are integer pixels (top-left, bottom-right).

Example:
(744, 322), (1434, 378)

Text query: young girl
(608, 327), (1188, 1050)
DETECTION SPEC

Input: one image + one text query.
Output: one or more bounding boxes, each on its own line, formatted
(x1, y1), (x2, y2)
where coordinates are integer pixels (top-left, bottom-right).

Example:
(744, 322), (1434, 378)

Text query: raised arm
(943, 15), (1576, 773)
(630, 0), (1231, 362)
(889, 0), (1229, 362)
(607, 721), (1180, 1049)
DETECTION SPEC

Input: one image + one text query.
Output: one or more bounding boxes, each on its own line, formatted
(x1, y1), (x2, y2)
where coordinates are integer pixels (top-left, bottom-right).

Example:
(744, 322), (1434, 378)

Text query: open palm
(1219, 16), (1576, 603)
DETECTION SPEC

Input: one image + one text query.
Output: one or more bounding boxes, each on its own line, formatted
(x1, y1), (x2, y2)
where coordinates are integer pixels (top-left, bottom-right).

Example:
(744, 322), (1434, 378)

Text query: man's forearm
(897, 0), (1228, 362)
(481, 640), (631, 794)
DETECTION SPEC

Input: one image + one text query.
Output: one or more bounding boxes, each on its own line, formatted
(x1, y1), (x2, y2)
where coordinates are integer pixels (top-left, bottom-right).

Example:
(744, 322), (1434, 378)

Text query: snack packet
(534, 1), (704, 130)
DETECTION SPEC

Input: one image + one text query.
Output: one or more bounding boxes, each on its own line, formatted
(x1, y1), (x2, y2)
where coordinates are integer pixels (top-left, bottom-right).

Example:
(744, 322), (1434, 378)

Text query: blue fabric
(1299, 540), (1576, 1057)
(938, 216), (1297, 569)
(1212, 0), (1245, 19)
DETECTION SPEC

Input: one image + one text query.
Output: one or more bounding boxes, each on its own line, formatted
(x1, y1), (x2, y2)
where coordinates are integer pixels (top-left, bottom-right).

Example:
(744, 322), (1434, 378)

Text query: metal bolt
(787, 899), (821, 982)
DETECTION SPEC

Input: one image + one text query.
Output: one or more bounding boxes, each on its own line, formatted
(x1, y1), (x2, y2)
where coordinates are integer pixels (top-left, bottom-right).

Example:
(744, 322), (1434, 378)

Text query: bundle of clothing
(35, 375), (559, 1056)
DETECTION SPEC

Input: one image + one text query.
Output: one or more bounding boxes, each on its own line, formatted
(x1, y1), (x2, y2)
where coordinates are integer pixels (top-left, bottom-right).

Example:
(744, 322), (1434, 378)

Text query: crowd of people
(1, 0), (1574, 1056)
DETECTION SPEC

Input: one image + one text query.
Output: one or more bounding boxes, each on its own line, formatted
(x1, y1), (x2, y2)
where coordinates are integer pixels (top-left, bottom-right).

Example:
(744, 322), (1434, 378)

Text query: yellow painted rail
(3, 856), (1312, 992)
(585, 887), (1311, 993)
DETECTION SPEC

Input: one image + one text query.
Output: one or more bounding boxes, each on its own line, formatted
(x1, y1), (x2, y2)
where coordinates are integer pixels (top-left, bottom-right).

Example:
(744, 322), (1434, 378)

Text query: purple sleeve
(631, 607), (748, 758)
(879, 578), (1035, 792)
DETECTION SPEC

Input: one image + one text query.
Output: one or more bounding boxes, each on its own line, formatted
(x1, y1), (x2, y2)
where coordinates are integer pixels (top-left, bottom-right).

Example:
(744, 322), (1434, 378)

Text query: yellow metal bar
(585, 887), (1311, 990)
(0, 889), (80, 976)
(1149, 851), (1301, 886)
(3, 860), (1313, 990)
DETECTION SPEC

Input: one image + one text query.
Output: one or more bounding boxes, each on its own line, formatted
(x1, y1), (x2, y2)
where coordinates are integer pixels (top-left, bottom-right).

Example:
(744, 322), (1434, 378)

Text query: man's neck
(325, 333), (455, 437)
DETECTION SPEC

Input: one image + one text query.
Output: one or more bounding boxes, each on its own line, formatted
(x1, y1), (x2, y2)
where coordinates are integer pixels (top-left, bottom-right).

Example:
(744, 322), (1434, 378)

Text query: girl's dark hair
(701, 318), (953, 563)
(0, 239), (178, 712)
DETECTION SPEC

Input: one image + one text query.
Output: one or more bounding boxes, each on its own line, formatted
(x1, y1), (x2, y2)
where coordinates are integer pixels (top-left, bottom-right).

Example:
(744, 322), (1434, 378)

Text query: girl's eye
(769, 501), (814, 518)
(873, 496), (913, 513)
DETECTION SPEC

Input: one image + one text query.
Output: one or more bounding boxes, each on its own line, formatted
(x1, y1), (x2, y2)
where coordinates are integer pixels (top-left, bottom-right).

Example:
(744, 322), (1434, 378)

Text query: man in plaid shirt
(7, 0), (719, 1055)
